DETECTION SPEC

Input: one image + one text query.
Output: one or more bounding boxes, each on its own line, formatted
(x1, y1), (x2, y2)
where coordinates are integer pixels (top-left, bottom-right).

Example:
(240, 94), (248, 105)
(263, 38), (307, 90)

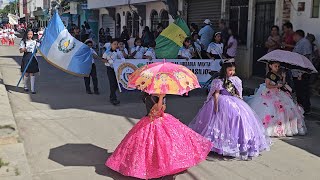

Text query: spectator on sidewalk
(219, 19), (229, 50)
(199, 19), (214, 50)
(265, 25), (281, 53)
(154, 23), (163, 39)
(142, 26), (154, 47)
(225, 28), (238, 58)
(281, 22), (295, 51)
(120, 26), (130, 49)
(190, 23), (199, 36)
(292, 30), (313, 114)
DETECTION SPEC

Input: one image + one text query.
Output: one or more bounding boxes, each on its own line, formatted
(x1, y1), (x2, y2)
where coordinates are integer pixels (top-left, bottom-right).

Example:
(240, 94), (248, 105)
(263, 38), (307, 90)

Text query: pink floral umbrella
(128, 61), (200, 95)
(258, 50), (318, 73)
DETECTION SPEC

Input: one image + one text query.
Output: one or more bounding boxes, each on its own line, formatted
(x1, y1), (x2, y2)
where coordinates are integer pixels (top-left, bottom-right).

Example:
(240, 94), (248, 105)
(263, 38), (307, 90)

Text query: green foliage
(0, 1), (18, 18)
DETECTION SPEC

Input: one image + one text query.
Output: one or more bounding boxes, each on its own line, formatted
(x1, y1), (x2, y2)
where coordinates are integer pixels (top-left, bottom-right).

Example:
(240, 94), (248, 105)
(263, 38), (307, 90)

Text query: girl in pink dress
(106, 93), (212, 179)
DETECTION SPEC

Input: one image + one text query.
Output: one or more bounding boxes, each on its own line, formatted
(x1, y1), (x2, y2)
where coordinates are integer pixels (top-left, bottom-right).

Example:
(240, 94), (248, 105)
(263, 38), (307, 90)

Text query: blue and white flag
(38, 11), (92, 76)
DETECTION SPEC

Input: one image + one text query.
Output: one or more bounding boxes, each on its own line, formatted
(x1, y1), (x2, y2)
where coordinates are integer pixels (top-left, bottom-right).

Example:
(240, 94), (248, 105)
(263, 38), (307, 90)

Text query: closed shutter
(102, 15), (115, 38)
(187, 0), (222, 30)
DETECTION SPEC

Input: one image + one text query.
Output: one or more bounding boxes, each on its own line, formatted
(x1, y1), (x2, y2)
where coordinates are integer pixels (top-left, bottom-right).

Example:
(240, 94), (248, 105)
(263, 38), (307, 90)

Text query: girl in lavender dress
(189, 59), (271, 160)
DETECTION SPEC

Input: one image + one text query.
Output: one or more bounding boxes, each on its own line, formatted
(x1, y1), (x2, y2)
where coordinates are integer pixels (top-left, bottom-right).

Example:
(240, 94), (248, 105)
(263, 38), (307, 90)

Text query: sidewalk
(0, 56), (32, 179)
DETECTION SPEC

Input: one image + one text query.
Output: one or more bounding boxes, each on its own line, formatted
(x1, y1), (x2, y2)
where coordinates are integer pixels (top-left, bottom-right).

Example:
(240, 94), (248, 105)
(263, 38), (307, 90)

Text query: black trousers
(107, 67), (118, 100)
(84, 63), (98, 92)
(293, 74), (311, 111)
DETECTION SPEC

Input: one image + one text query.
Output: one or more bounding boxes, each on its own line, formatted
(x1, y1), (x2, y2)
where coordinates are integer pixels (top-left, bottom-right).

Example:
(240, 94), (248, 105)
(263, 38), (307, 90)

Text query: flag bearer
(20, 29), (39, 94)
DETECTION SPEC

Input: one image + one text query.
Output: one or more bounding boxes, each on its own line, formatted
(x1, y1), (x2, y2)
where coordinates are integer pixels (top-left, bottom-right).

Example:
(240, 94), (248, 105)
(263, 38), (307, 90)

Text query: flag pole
(16, 28), (46, 88)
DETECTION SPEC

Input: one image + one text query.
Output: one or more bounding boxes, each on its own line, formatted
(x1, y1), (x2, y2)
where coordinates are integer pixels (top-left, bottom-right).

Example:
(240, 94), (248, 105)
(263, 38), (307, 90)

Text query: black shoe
(94, 91), (100, 95)
(86, 90), (93, 94)
(31, 91), (36, 94)
(110, 99), (120, 105)
(24, 88), (29, 92)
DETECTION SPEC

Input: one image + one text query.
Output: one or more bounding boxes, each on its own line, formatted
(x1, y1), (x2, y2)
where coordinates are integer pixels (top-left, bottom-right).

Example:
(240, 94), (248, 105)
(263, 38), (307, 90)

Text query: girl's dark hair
(268, 61), (280, 71)
(228, 28), (239, 41)
(190, 23), (198, 32)
(183, 37), (192, 47)
(22, 29), (34, 44)
(191, 32), (199, 39)
(213, 32), (222, 43)
(134, 37), (142, 46)
(99, 28), (104, 33)
(219, 62), (236, 80)
(144, 26), (150, 32)
(111, 38), (119, 43)
(271, 25), (279, 32)
(106, 35), (112, 42)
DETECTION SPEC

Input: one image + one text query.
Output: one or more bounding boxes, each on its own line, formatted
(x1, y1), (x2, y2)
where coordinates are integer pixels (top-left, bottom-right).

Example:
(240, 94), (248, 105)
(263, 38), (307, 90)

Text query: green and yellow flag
(155, 18), (190, 59)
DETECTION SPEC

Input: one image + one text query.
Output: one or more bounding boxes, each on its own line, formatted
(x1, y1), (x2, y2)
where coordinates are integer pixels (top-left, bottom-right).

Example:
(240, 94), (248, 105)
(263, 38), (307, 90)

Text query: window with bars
(160, 10), (169, 28)
(150, 10), (159, 32)
(126, 12), (133, 36)
(229, 0), (249, 45)
(312, 0), (320, 18)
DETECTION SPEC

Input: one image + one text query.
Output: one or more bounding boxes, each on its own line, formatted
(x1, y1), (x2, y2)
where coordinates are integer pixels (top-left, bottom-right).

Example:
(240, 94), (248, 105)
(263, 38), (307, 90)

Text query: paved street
(0, 42), (320, 180)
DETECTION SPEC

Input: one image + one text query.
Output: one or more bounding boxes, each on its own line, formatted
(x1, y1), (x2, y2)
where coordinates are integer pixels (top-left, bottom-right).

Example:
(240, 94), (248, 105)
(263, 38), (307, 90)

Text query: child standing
(245, 62), (307, 137)
(143, 41), (156, 60)
(225, 28), (238, 58)
(83, 39), (103, 95)
(0, 28), (4, 45)
(19, 30), (39, 94)
(102, 38), (122, 105)
(8, 29), (16, 46)
(37, 27), (44, 41)
(177, 37), (195, 60)
(189, 59), (270, 160)
(106, 93), (212, 179)
(130, 38), (146, 59)
(117, 40), (129, 59)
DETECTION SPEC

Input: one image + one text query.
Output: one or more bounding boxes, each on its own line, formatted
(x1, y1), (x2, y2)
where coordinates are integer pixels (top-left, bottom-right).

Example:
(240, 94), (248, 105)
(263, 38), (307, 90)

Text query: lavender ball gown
(189, 76), (271, 158)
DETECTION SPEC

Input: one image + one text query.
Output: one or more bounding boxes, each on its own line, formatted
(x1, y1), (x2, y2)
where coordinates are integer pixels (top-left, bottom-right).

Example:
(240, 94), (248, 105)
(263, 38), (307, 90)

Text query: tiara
(223, 58), (235, 64)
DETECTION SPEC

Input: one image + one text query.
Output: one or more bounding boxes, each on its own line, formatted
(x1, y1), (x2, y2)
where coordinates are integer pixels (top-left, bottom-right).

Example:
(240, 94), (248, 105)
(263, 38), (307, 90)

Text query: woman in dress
(189, 59), (270, 160)
(20, 29), (39, 94)
(106, 93), (212, 179)
(245, 62), (307, 137)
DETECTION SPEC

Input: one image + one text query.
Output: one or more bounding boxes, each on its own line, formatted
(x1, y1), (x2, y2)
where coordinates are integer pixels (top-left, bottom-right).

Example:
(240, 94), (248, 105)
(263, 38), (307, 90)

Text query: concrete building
(19, 0), (51, 26)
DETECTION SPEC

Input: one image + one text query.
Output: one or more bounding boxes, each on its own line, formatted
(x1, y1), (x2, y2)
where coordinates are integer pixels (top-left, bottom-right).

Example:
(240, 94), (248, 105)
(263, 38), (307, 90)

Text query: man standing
(282, 22), (295, 51)
(198, 19), (214, 50)
(292, 30), (313, 114)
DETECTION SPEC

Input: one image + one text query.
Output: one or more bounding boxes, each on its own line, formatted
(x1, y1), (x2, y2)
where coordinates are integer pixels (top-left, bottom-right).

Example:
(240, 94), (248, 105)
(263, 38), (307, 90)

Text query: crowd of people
(0, 24), (17, 46)
(264, 22), (320, 114)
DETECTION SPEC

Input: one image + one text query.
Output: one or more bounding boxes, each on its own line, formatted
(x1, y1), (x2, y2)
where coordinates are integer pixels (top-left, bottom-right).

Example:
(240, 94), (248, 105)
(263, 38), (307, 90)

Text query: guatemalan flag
(38, 11), (92, 76)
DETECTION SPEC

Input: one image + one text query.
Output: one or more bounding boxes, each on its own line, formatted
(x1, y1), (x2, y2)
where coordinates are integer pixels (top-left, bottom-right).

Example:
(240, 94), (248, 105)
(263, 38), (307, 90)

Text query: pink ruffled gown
(106, 96), (212, 179)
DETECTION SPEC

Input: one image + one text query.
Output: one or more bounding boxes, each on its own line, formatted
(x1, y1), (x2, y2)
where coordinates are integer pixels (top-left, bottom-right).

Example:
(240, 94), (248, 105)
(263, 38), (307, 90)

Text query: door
(253, 1), (275, 76)
(102, 14), (115, 38)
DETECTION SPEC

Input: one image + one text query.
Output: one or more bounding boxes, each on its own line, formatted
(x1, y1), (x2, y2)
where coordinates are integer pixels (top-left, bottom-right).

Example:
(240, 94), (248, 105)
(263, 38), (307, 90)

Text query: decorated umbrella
(258, 50), (318, 73)
(128, 61), (200, 95)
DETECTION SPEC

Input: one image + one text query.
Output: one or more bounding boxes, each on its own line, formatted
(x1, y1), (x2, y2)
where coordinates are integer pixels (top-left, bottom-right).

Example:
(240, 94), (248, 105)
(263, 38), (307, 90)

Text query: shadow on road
(49, 143), (185, 180)
(280, 120), (320, 157)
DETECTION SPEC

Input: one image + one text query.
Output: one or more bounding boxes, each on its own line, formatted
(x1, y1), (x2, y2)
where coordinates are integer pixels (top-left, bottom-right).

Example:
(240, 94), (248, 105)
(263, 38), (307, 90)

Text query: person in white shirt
(207, 32), (224, 59)
(103, 35), (112, 53)
(0, 28), (5, 45)
(143, 41), (156, 60)
(8, 29), (16, 46)
(2, 27), (8, 45)
(191, 33), (205, 59)
(19, 30), (39, 94)
(130, 38), (146, 59)
(117, 40), (129, 59)
(83, 39), (107, 95)
(37, 27), (44, 41)
(102, 38), (122, 105)
(178, 37), (195, 60)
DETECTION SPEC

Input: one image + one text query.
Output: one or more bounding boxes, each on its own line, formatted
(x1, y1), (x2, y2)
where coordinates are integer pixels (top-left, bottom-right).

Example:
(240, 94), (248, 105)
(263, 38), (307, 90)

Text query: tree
(0, 1), (19, 19)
